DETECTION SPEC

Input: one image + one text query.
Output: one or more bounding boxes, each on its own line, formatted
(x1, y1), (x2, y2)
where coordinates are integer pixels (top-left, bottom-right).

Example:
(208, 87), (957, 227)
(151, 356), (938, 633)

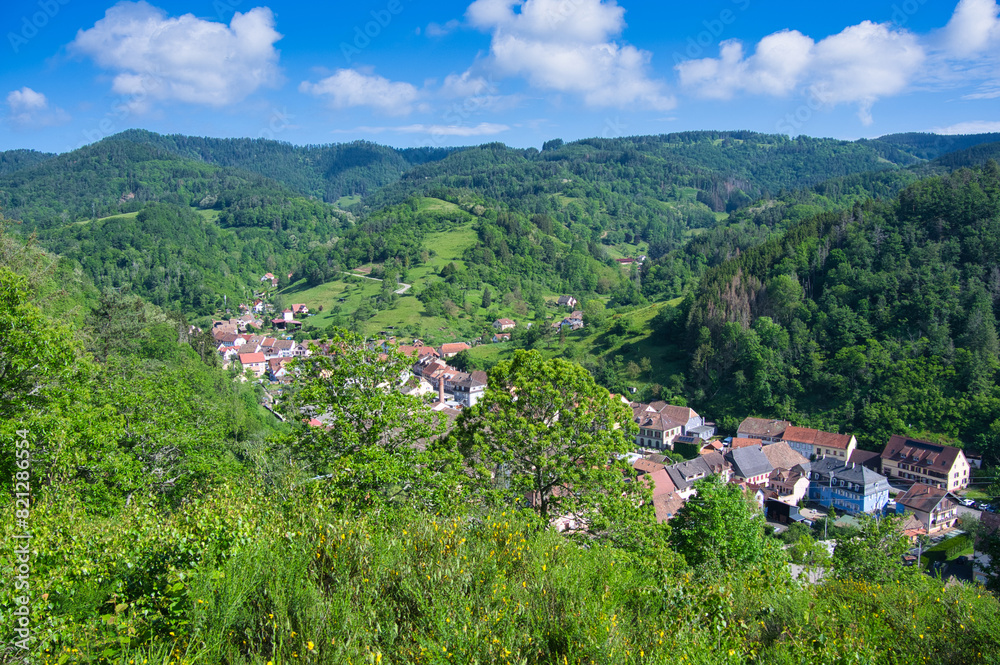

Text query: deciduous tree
(669, 475), (778, 568)
(452, 350), (638, 526)
(284, 329), (454, 510)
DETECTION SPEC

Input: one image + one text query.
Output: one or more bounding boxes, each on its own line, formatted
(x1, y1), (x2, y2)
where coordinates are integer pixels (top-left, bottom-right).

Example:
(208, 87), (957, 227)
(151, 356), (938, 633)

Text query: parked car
(902, 555), (918, 567)
(961, 498), (977, 507)
(984, 504), (998, 513)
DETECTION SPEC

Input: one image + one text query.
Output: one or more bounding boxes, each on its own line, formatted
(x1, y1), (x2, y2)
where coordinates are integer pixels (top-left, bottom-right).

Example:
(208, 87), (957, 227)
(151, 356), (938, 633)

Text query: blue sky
(1, 0), (998, 153)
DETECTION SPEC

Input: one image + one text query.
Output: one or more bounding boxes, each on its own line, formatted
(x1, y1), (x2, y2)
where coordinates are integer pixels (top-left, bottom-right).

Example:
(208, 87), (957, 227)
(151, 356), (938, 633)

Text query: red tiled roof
(653, 492), (685, 522)
(760, 441), (809, 471)
(642, 468), (676, 498)
(738, 417), (791, 438)
(782, 426), (854, 450)
(239, 352), (266, 364)
(440, 343), (470, 354)
(633, 458), (666, 475)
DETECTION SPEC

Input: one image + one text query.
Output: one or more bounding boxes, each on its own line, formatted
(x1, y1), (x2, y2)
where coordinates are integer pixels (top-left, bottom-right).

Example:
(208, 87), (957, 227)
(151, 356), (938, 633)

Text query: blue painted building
(805, 457), (892, 515)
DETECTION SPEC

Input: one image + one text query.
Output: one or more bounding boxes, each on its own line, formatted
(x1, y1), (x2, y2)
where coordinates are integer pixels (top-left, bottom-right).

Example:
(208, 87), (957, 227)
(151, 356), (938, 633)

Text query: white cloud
(677, 21), (924, 125)
(426, 19), (461, 37)
(810, 22), (924, 124)
(5, 87), (70, 128)
(7, 87), (47, 113)
(336, 122), (510, 136)
(932, 120), (1000, 134)
(939, 0), (1000, 100)
(675, 0), (1000, 125)
(943, 0), (1000, 57)
(677, 30), (813, 100)
(69, 1), (281, 111)
(442, 70), (494, 97)
(962, 88), (1000, 99)
(464, 0), (673, 110)
(300, 69), (420, 116)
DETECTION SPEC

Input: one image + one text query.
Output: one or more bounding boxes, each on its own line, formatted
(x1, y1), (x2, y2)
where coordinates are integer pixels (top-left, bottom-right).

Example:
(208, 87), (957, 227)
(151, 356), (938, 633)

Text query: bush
(4, 483), (1000, 664)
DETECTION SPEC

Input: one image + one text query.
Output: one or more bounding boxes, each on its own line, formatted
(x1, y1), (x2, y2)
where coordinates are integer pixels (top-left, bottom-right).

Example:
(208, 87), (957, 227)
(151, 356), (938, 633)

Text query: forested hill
(681, 162), (1000, 460)
(111, 128), (458, 201)
(0, 140), (350, 314)
(75, 129), (990, 214)
(932, 142), (1000, 170)
(0, 148), (54, 175)
(358, 132), (931, 216)
(877, 132), (1000, 160)
(0, 138), (340, 229)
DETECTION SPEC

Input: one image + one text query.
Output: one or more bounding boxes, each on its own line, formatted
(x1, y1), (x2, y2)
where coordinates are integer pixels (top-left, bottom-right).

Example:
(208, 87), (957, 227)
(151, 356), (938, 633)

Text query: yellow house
(880, 436), (970, 492)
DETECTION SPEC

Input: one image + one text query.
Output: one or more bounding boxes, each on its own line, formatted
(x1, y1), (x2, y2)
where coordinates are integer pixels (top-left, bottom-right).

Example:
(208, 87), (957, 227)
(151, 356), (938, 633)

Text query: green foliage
(980, 527), (1000, 594)
(0, 267), (77, 419)
(584, 298), (608, 327)
(451, 350), (658, 550)
(5, 486), (998, 664)
(0, 220), (98, 324)
(669, 475), (781, 569)
(280, 329), (458, 512)
(684, 164), (1000, 460)
(86, 289), (149, 361)
(833, 514), (913, 584)
(1, 253), (999, 664)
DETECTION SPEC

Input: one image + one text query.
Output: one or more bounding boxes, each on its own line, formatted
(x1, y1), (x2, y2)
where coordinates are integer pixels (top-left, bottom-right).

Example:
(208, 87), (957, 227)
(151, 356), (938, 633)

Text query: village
(208, 283), (998, 587)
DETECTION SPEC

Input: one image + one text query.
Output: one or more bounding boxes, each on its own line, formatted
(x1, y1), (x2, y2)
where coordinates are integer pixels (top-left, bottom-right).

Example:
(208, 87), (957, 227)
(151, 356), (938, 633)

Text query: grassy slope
(467, 301), (689, 394)
(15, 485), (999, 664)
(281, 199), (587, 344)
(279, 205), (483, 343)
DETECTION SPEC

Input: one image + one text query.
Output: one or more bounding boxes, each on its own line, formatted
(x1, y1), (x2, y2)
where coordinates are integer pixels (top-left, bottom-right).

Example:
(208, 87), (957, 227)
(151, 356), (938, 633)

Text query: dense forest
(4, 129), (1000, 663)
(677, 164), (1000, 461)
(3, 130), (1000, 442)
(111, 129), (458, 201)
(3, 227), (1000, 663)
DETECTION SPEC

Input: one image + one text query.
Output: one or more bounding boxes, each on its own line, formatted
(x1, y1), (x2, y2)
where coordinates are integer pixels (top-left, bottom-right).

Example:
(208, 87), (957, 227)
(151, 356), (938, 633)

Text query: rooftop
(738, 417), (791, 438)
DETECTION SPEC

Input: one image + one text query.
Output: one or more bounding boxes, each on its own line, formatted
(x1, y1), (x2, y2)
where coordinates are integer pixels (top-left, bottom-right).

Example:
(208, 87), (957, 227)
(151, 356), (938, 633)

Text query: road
(344, 271), (411, 294)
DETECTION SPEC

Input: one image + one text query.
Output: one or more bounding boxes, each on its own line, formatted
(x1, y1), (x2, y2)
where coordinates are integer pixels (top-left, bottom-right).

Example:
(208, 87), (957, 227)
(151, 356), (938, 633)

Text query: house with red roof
(238, 352), (267, 377)
(438, 342), (471, 358)
(782, 426), (857, 460)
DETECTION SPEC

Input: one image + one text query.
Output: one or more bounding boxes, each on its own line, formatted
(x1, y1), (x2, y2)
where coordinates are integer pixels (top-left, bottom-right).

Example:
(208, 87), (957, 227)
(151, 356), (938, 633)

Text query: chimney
(438, 376), (445, 404)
